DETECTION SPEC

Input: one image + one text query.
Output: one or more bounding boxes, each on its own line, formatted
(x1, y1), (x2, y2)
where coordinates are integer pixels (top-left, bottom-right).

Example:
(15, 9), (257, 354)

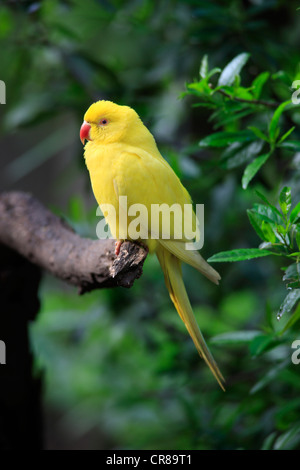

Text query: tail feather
(156, 245), (225, 390)
(159, 240), (221, 285)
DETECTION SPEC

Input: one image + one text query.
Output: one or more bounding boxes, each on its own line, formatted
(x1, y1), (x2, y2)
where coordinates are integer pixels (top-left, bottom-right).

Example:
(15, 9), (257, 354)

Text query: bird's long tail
(156, 245), (225, 390)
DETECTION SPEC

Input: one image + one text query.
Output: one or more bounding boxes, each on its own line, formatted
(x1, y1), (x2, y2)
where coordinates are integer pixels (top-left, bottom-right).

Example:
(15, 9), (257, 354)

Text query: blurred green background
(1, 0), (300, 450)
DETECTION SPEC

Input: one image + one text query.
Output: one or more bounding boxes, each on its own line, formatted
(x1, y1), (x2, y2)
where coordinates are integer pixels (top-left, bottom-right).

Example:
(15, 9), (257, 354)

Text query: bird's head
(80, 100), (142, 146)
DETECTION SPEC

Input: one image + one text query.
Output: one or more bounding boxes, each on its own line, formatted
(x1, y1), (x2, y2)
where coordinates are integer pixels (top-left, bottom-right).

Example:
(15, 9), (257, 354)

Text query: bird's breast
(84, 143), (125, 239)
(85, 144), (118, 204)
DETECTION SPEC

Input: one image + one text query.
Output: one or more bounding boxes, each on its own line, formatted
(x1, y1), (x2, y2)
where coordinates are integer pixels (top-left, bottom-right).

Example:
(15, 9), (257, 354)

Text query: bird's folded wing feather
(113, 149), (197, 241)
(113, 150), (220, 284)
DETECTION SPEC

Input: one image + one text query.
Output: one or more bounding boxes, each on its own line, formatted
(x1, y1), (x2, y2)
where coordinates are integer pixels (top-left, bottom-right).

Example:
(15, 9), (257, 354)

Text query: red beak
(80, 121), (92, 144)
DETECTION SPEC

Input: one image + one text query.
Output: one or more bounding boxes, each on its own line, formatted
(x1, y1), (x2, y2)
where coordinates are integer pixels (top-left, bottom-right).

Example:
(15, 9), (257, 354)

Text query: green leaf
(280, 302), (300, 333)
(277, 289), (300, 321)
(199, 54), (208, 79)
(233, 74), (241, 88)
(290, 201), (300, 223)
(187, 80), (212, 96)
(261, 220), (277, 243)
(231, 86), (253, 101)
(242, 153), (271, 189)
(220, 141), (263, 170)
(282, 263), (300, 284)
(208, 248), (274, 263)
(249, 335), (276, 357)
(207, 67), (222, 79)
(255, 190), (283, 219)
(199, 130), (255, 148)
(247, 209), (269, 241)
(265, 302), (274, 331)
(269, 100), (291, 143)
(191, 102), (217, 109)
(214, 109), (255, 130)
(210, 330), (261, 346)
(272, 70), (292, 86)
(274, 424), (300, 450)
(277, 126), (295, 144)
(295, 226), (300, 250)
(251, 71), (270, 99)
(218, 52), (250, 87)
(276, 224), (288, 244)
(248, 126), (269, 142)
(261, 433), (277, 450)
(68, 197), (85, 223)
(279, 140), (300, 151)
(279, 186), (292, 215)
(252, 203), (281, 224)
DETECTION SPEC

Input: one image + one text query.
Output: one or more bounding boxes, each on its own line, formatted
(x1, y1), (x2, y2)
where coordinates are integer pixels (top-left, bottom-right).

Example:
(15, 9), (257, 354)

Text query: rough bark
(0, 191), (148, 294)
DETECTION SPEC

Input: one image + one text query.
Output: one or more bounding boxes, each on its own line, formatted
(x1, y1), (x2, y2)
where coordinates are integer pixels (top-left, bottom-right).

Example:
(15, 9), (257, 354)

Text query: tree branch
(217, 88), (279, 108)
(0, 191), (148, 294)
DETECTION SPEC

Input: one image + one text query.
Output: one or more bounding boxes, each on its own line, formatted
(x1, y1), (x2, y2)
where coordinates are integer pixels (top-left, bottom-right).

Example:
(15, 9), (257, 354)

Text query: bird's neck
(121, 120), (161, 157)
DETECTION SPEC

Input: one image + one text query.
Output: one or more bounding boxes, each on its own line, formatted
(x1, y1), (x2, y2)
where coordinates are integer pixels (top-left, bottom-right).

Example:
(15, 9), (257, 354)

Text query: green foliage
(185, 53), (300, 189)
(180, 1), (300, 450)
(209, 186), (300, 324)
(208, 248), (274, 262)
(185, 39), (300, 338)
(2, 0), (300, 451)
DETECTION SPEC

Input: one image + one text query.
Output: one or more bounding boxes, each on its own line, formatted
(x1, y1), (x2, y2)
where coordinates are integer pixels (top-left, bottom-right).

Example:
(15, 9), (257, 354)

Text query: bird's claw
(115, 240), (123, 256)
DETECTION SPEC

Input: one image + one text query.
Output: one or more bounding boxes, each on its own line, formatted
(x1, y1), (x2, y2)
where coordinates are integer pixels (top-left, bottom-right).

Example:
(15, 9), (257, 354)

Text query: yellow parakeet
(80, 100), (224, 389)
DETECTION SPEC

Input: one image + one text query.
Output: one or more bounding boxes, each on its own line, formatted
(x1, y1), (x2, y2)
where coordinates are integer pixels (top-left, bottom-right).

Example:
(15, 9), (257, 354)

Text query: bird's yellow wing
(113, 149), (195, 241)
(113, 149), (220, 284)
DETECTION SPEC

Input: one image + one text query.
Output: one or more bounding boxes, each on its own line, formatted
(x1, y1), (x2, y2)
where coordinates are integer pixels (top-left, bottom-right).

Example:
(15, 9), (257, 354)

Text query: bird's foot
(115, 240), (123, 256)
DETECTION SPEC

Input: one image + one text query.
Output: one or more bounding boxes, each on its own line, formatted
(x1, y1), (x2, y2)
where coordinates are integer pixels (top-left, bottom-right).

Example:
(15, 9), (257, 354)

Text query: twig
(217, 88), (279, 109)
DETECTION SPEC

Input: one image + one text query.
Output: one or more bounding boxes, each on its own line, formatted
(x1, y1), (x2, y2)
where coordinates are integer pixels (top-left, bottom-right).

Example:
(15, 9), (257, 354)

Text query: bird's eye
(99, 118), (108, 126)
